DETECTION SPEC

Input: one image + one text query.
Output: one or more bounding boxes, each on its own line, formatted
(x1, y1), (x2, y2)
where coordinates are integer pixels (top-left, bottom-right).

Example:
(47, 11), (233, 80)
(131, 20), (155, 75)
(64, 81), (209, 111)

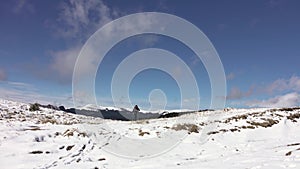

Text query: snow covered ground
(1, 99), (300, 169)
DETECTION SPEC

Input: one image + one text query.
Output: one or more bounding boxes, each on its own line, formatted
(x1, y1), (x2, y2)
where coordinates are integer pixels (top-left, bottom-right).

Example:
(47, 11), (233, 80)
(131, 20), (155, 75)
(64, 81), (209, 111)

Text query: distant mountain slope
(33, 102), (197, 121)
(0, 99), (300, 169)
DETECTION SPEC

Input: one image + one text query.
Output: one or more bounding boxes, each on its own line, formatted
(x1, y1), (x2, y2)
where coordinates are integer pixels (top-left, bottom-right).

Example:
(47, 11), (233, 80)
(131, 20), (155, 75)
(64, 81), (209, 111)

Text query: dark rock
(66, 145), (75, 151)
(45, 104), (58, 110)
(198, 109), (214, 112)
(207, 131), (219, 135)
(59, 106), (66, 111)
(65, 108), (76, 114)
(159, 112), (179, 118)
(279, 107), (300, 111)
(98, 158), (106, 161)
(286, 151), (292, 156)
(29, 150), (43, 154)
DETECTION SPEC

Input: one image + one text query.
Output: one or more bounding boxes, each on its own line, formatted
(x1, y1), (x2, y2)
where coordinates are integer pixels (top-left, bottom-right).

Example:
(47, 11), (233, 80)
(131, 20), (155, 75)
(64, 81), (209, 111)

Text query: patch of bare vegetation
(285, 148), (300, 156)
(224, 114), (248, 123)
(29, 103), (40, 111)
(207, 131), (219, 135)
(287, 143), (300, 147)
(247, 111), (266, 118)
(37, 115), (80, 125)
(240, 125), (255, 129)
(22, 126), (42, 131)
(172, 123), (199, 134)
(66, 145), (75, 151)
(287, 113), (300, 122)
(39, 118), (58, 124)
(278, 107), (300, 112)
(135, 120), (149, 124)
(247, 118), (279, 128)
(0, 104), (80, 125)
(229, 128), (240, 132)
(207, 127), (242, 135)
(29, 150), (43, 154)
(63, 128), (87, 137)
(138, 129), (150, 136)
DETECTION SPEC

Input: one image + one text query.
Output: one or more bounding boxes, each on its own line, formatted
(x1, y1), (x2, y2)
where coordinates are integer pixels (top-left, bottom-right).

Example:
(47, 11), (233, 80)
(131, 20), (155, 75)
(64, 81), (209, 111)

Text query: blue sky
(0, 0), (300, 109)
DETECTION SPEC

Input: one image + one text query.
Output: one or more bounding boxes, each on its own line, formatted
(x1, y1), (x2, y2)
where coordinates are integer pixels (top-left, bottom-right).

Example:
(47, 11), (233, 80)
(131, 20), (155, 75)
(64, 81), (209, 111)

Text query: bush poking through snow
(224, 114), (248, 123)
(287, 113), (300, 122)
(29, 103), (40, 111)
(66, 145), (75, 151)
(29, 150), (43, 154)
(63, 128), (87, 137)
(172, 123), (199, 134)
(286, 151), (292, 156)
(207, 131), (219, 135)
(98, 158), (106, 161)
(138, 129), (150, 136)
(247, 119), (279, 128)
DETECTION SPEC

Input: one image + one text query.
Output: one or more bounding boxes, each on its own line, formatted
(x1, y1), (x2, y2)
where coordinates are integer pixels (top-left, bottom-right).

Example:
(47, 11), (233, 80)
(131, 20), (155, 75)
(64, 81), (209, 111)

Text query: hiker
(133, 105), (140, 121)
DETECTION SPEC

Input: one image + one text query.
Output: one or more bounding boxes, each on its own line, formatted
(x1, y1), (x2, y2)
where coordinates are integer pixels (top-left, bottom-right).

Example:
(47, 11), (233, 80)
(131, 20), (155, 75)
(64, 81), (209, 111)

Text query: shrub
(138, 129), (150, 136)
(29, 103), (40, 111)
(172, 123), (199, 134)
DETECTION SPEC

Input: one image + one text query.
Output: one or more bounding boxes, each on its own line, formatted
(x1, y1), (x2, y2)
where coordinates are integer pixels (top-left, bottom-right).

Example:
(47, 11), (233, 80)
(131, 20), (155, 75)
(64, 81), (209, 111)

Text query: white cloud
(0, 69), (7, 81)
(246, 92), (300, 108)
(227, 87), (243, 100)
(266, 75), (300, 93)
(49, 1), (166, 84)
(50, 46), (81, 83)
(56, 0), (115, 40)
(226, 72), (235, 80)
(226, 75), (300, 107)
(227, 75), (300, 100)
(13, 0), (35, 14)
(48, 0), (118, 83)
(289, 76), (300, 91)
(227, 86), (253, 100)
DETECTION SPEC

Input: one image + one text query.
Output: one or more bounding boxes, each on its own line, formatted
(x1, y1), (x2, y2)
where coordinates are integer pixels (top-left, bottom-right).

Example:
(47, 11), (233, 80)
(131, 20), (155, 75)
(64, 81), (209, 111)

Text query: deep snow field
(1, 99), (300, 169)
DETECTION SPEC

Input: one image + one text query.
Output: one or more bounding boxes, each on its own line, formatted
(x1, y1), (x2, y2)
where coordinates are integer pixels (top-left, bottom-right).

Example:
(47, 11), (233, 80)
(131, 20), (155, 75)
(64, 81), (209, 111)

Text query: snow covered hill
(1, 99), (300, 169)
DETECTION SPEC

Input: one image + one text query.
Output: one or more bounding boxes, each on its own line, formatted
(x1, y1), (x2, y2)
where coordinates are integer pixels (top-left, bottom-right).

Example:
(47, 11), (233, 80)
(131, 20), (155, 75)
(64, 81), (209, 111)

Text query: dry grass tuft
(247, 118), (279, 128)
(138, 129), (150, 136)
(172, 123), (199, 134)
(63, 128), (87, 137)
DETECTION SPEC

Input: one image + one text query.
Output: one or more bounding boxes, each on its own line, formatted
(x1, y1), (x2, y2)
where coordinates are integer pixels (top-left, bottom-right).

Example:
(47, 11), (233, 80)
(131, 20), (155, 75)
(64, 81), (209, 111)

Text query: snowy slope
(0, 99), (300, 169)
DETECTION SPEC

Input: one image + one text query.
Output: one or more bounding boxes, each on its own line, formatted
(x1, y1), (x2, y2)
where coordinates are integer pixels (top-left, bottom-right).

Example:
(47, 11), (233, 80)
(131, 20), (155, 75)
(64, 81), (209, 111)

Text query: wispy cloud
(227, 86), (253, 100)
(265, 75), (300, 94)
(0, 69), (7, 81)
(46, 0), (119, 84)
(49, 46), (81, 83)
(13, 0), (35, 14)
(227, 75), (300, 100)
(226, 72), (235, 80)
(54, 0), (116, 40)
(0, 81), (72, 106)
(47, 0), (169, 84)
(246, 92), (300, 108)
(266, 0), (285, 8)
(227, 75), (300, 108)
(217, 23), (228, 31)
(249, 18), (260, 28)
